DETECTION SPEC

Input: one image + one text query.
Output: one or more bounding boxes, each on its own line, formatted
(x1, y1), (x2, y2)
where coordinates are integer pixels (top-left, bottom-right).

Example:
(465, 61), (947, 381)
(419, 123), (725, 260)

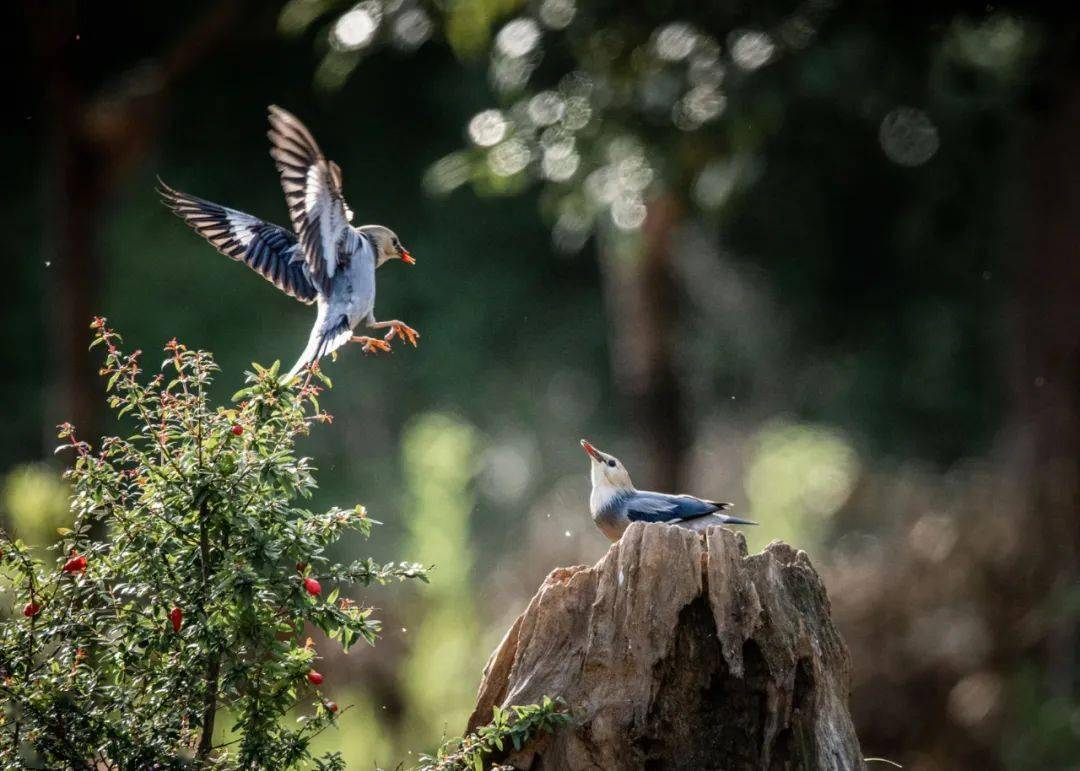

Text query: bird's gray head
(580, 439), (634, 490)
(360, 225), (415, 268)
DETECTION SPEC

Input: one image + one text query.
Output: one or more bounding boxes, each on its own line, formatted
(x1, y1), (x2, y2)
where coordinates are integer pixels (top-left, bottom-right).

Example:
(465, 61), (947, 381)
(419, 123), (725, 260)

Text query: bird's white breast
(332, 233), (376, 325)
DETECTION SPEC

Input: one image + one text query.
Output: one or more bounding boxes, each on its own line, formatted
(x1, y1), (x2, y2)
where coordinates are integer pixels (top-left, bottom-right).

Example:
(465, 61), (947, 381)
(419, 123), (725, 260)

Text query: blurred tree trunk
(1011, 64), (1080, 698)
(49, 108), (107, 444)
(27, 0), (243, 443)
(599, 196), (687, 490)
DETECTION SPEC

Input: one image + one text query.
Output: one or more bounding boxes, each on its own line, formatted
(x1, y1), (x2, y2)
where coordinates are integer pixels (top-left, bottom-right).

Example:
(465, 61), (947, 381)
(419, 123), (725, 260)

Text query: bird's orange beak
(400, 249), (415, 265)
(580, 439), (602, 462)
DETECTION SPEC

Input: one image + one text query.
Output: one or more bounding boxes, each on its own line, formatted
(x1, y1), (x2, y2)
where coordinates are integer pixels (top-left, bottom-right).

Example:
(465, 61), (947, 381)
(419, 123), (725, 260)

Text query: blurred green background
(3, 1), (1079, 768)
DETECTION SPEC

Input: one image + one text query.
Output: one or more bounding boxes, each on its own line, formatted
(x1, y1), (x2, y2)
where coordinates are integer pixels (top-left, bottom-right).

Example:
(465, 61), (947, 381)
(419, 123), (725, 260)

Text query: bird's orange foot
(382, 321), (420, 347)
(350, 336), (392, 354)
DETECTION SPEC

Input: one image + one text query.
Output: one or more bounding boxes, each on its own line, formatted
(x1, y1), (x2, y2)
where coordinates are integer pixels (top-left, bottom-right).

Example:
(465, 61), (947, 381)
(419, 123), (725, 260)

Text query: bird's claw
(351, 336), (392, 354)
(383, 321), (420, 348)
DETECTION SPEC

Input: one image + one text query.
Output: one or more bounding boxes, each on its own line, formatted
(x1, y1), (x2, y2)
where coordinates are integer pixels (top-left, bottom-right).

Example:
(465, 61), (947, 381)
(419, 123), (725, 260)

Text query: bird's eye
(607, 460), (616, 468)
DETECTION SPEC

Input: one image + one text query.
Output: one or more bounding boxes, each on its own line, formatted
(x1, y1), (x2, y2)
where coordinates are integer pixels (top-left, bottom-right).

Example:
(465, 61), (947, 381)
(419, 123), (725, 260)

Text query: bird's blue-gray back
(619, 491), (729, 524)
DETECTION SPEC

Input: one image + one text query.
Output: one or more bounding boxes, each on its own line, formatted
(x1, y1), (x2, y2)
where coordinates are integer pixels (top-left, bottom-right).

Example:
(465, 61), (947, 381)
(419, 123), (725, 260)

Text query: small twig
(195, 498), (221, 765)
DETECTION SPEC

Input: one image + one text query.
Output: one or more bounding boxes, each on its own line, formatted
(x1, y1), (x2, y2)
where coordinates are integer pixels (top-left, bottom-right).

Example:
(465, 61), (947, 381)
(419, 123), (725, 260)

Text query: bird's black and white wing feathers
(626, 492), (734, 524)
(159, 182), (317, 304)
(267, 105), (353, 296)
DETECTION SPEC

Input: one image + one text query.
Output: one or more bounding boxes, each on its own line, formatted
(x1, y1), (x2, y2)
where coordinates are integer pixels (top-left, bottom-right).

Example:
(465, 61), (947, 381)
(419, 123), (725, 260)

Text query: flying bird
(580, 439), (754, 542)
(159, 105), (419, 381)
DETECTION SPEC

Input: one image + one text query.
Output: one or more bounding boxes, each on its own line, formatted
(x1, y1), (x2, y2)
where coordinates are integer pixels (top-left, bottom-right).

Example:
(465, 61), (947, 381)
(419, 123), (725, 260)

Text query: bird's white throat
(589, 477), (633, 516)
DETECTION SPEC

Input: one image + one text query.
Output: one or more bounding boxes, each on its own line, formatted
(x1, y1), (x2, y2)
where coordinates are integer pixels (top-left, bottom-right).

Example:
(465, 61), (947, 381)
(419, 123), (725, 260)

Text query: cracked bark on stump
(468, 522), (864, 770)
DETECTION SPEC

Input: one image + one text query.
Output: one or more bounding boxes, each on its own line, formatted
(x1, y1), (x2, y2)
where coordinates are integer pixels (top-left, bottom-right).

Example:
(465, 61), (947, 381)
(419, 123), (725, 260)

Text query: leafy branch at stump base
(414, 697), (571, 771)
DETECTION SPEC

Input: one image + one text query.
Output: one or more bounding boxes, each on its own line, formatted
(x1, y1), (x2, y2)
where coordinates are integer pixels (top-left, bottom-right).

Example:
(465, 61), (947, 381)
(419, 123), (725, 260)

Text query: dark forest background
(3, 1), (1078, 767)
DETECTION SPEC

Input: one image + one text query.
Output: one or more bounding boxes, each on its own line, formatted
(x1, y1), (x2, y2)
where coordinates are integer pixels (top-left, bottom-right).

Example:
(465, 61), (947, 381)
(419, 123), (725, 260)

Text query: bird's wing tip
(156, 184), (180, 209)
(267, 104), (299, 126)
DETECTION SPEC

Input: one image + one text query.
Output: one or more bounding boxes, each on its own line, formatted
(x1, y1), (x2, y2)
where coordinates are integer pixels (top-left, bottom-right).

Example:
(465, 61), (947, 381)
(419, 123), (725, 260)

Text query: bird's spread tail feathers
(714, 512), (757, 526)
(283, 316), (352, 382)
(707, 499), (757, 526)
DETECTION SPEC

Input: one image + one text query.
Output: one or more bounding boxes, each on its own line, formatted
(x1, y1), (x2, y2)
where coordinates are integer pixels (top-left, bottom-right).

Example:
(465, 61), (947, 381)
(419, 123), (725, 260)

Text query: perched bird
(159, 105), (419, 381)
(580, 439), (755, 542)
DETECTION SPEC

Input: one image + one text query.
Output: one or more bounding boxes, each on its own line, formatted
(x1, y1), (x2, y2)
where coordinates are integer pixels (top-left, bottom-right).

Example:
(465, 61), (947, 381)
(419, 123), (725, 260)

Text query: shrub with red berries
(0, 321), (431, 769)
(62, 552), (87, 573)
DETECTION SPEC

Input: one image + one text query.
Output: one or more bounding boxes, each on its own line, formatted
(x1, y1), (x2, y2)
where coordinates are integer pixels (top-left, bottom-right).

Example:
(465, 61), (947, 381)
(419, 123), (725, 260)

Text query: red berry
(231, 424), (243, 436)
(307, 670), (324, 685)
(295, 562), (307, 572)
(325, 700), (338, 713)
(23, 602), (41, 617)
(169, 607), (183, 633)
(303, 577), (322, 597)
(63, 554), (87, 574)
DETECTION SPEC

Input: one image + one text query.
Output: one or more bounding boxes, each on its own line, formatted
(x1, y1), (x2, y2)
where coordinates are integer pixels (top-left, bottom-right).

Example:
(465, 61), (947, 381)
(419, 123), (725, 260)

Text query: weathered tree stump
(468, 522), (865, 770)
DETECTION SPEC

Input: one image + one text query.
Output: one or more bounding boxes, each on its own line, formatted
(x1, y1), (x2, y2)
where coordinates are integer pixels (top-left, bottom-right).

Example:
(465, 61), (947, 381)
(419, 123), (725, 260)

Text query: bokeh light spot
(468, 109), (509, 147)
(333, 6), (378, 50)
(424, 152), (471, 195)
(654, 22), (698, 62)
(730, 30), (776, 70)
(539, 0), (576, 30)
(496, 18), (542, 58)
(528, 91), (566, 125)
(488, 139), (532, 176)
(611, 196), (647, 230)
(392, 8), (432, 50)
(880, 107), (940, 166)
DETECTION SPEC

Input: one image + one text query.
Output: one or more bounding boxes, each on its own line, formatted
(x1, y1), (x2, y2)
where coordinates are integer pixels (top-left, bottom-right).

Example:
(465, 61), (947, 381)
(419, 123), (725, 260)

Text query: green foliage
(743, 420), (858, 555)
(1002, 667), (1080, 770)
(415, 697), (570, 771)
(400, 414), (482, 744)
(1, 464), (71, 551)
(443, 0), (525, 58)
(0, 320), (430, 769)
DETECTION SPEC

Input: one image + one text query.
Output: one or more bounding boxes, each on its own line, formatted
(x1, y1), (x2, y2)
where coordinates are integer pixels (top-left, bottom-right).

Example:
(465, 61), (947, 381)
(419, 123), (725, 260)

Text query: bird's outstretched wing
(159, 182), (318, 304)
(626, 492), (750, 525)
(267, 105), (353, 296)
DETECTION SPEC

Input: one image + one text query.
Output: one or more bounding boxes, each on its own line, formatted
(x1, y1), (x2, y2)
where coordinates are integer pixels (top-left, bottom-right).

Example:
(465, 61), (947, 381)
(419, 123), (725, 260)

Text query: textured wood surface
(468, 522), (865, 770)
